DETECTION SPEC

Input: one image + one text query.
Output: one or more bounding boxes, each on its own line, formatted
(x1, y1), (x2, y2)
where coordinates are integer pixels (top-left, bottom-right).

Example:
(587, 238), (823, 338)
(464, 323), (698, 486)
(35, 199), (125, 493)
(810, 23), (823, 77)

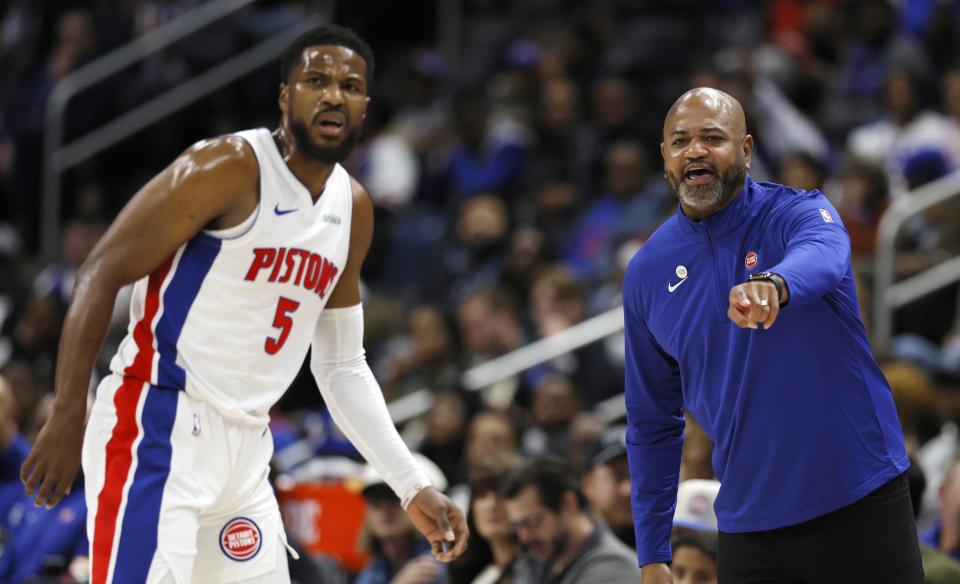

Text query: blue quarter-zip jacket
(623, 177), (908, 566)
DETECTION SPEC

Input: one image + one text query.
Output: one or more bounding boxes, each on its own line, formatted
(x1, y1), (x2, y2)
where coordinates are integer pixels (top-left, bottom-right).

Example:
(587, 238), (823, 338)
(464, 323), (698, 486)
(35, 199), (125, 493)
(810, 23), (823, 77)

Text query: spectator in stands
(587, 77), (644, 168)
(563, 141), (650, 282)
(526, 266), (622, 405)
(907, 458), (960, 584)
(531, 179), (582, 259)
(501, 457), (641, 583)
(356, 453), (450, 584)
(465, 411), (520, 482)
(835, 157), (889, 259)
(524, 375), (582, 459)
(0, 358), (43, 437)
(847, 68), (960, 196)
(669, 531), (718, 584)
(819, 0), (931, 141)
(883, 361), (940, 455)
(500, 226), (552, 307)
(448, 451), (524, 584)
(779, 151), (827, 192)
(0, 8), (104, 249)
(455, 287), (527, 408)
(679, 413), (714, 482)
(667, 478), (721, 582)
(445, 90), (526, 200)
(380, 305), (459, 401)
(526, 77), (594, 193)
(429, 195), (510, 310)
(582, 429), (635, 548)
(419, 390), (471, 489)
(0, 374), (87, 582)
(923, 456), (960, 561)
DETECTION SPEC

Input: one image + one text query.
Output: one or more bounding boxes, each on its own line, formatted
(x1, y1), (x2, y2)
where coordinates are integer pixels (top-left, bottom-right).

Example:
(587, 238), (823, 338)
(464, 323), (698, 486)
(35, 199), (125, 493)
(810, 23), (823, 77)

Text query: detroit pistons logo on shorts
(744, 251), (758, 270)
(219, 517), (262, 561)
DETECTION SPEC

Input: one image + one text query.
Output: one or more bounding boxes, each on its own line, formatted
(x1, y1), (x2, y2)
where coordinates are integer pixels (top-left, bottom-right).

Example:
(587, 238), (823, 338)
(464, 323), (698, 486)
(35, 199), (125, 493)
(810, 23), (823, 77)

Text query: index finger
(435, 507), (469, 561)
(729, 286), (750, 307)
(450, 507), (469, 555)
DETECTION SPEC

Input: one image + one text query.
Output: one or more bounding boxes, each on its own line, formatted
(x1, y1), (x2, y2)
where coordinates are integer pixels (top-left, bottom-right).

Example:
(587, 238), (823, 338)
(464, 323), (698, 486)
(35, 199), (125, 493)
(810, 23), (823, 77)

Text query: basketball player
(20, 25), (468, 583)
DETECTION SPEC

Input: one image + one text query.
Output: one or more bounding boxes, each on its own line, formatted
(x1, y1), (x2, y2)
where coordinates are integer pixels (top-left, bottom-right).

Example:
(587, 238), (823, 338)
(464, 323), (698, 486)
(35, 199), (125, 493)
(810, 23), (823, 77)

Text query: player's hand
(641, 562), (673, 583)
(20, 409), (85, 508)
(728, 281), (780, 330)
(405, 486), (469, 562)
(390, 555), (443, 584)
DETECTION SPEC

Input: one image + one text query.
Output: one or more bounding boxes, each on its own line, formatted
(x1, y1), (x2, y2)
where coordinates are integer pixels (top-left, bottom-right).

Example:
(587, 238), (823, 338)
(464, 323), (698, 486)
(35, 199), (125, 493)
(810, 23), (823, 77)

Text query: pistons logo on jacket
(244, 247), (339, 299)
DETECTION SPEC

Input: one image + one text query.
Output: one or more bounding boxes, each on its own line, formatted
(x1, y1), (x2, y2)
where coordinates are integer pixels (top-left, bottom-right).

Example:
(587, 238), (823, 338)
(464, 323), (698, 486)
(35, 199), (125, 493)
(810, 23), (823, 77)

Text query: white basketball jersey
(110, 128), (353, 424)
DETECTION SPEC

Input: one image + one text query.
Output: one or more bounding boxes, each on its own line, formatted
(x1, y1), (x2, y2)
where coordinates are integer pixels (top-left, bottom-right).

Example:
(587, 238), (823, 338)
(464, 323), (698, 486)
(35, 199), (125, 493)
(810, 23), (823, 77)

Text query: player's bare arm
(320, 178), (469, 562)
(20, 137), (259, 508)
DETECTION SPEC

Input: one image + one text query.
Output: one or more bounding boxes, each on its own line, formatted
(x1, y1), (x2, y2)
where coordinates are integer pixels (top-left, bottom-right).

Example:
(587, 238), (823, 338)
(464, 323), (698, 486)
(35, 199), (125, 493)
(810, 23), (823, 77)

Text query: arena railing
(390, 306), (626, 422)
(274, 306), (628, 471)
(873, 171), (960, 356)
(40, 0), (332, 260)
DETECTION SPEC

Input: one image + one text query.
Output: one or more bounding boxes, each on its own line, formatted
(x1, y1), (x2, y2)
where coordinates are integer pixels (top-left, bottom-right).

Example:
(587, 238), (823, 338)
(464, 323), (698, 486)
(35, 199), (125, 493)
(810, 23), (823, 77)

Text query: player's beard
(666, 158), (746, 215)
(289, 116), (361, 164)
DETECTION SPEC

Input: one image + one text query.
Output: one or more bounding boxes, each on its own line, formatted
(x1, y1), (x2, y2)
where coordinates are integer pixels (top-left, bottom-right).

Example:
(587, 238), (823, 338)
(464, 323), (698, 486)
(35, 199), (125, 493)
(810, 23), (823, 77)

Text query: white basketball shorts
(82, 374), (292, 583)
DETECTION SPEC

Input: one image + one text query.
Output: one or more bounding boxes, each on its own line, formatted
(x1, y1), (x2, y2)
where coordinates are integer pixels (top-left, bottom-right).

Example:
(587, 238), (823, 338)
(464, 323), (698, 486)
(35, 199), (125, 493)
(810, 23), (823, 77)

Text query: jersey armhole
(204, 204), (260, 239)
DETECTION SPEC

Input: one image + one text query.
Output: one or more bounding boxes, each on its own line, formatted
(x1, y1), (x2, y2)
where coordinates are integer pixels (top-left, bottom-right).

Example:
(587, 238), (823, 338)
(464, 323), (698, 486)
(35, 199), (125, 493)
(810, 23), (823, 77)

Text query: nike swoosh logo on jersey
(274, 204), (298, 215)
(667, 278), (688, 293)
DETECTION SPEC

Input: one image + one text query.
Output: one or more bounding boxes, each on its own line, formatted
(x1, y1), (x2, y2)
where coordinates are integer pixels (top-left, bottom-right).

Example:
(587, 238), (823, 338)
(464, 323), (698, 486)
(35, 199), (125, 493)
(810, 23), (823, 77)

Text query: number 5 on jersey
(266, 297), (300, 354)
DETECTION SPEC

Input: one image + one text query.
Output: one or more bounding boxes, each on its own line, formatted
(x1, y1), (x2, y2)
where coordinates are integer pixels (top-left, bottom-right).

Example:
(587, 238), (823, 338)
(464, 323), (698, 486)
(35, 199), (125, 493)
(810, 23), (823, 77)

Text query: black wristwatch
(748, 272), (789, 307)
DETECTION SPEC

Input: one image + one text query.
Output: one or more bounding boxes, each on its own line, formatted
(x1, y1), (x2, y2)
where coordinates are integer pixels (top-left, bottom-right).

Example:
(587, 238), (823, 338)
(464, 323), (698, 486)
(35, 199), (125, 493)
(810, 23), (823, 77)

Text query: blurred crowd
(2, 0), (960, 582)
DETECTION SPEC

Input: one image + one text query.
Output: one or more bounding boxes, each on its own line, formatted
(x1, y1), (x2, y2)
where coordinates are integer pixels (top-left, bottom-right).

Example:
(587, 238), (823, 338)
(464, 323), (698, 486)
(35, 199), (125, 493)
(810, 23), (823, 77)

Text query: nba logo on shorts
(220, 517), (262, 561)
(744, 251), (758, 270)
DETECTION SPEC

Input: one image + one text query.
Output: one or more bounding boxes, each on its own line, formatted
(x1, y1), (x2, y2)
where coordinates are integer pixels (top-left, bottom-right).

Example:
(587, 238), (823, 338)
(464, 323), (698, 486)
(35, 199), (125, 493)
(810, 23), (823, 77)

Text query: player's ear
(278, 83), (289, 115)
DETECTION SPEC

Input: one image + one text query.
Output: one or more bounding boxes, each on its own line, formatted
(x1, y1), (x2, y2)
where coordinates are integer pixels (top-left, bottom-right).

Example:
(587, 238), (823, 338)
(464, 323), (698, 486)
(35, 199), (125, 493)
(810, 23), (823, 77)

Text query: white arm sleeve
(311, 304), (432, 508)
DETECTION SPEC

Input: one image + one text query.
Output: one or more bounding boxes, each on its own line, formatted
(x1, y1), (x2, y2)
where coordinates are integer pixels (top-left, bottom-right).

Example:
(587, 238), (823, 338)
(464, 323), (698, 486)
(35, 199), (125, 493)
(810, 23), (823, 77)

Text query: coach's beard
(668, 160), (746, 216)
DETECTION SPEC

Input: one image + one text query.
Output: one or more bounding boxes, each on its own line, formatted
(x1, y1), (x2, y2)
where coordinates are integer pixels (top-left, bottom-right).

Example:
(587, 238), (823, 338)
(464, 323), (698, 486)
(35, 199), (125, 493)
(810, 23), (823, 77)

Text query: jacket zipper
(705, 227), (728, 323)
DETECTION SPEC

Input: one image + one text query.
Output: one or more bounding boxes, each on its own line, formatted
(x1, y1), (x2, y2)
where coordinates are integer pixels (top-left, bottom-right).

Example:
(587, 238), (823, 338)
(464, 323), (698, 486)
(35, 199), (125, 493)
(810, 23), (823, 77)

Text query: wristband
(748, 272), (788, 307)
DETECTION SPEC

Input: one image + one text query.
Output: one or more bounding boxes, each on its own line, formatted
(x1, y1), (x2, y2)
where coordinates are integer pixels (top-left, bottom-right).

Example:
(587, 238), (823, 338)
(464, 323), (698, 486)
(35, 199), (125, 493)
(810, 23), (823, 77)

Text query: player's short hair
(280, 24), (375, 86)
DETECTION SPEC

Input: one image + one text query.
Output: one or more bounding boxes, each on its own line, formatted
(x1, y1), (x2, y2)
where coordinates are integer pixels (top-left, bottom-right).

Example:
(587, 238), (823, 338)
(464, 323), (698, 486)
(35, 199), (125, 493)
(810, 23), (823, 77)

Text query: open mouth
(684, 166), (716, 184)
(315, 112), (346, 137)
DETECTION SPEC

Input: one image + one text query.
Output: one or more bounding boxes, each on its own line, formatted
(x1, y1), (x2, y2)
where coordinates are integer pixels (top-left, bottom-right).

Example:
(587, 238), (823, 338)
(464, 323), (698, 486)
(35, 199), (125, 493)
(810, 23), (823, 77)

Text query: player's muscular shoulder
(172, 136), (260, 227)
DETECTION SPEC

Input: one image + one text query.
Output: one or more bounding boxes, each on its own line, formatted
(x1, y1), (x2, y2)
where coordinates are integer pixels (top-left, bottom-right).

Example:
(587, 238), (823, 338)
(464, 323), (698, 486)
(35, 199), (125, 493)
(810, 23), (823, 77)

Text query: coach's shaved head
(664, 87), (747, 138)
(661, 87), (753, 220)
